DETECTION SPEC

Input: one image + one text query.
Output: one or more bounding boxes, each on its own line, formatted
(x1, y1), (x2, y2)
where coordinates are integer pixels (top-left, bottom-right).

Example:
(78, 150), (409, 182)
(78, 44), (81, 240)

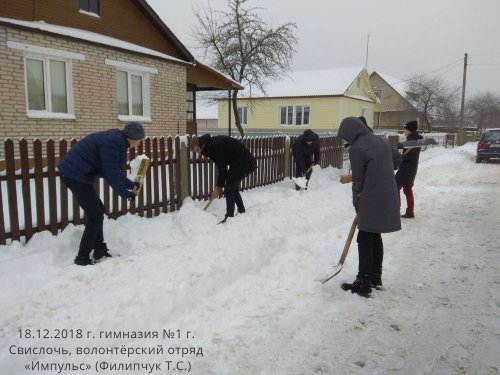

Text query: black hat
(197, 134), (211, 151)
(303, 129), (315, 142)
(404, 120), (418, 132)
(123, 122), (145, 140)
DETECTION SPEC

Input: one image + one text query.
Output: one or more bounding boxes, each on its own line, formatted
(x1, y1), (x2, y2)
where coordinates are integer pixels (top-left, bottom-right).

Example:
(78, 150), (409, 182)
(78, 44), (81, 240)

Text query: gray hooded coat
(338, 117), (401, 234)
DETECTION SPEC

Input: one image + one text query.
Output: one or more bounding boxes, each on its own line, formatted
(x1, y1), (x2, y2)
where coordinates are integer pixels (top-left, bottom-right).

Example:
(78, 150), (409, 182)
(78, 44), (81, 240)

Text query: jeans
(61, 176), (105, 259)
(357, 230), (384, 277)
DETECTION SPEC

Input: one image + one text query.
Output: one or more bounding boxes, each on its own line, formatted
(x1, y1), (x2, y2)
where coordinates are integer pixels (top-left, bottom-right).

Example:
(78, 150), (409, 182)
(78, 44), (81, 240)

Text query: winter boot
(218, 214), (233, 224)
(401, 213), (414, 219)
(341, 276), (372, 298)
(368, 273), (383, 290)
(93, 243), (112, 261)
(74, 256), (94, 266)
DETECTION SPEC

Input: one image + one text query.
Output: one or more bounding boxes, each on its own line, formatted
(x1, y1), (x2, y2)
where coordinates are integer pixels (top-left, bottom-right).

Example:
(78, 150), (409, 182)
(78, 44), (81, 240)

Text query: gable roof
(0, 17), (191, 65)
(239, 66), (365, 99)
(138, 0), (194, 61)
(371, 71), (410, 100)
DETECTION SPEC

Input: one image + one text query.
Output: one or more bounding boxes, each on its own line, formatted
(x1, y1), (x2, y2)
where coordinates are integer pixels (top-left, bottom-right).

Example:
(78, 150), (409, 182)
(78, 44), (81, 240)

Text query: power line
(374, 58), (464, 89)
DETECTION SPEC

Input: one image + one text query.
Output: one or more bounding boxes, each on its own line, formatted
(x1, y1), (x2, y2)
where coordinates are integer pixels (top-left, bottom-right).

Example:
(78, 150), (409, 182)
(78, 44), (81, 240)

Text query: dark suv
(476, 128), (500, 163)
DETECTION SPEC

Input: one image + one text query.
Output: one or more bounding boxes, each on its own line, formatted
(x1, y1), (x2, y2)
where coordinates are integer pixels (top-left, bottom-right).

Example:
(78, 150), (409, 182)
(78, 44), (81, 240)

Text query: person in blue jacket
(59, 122), (145, 266)
(292, 129), (320, 190)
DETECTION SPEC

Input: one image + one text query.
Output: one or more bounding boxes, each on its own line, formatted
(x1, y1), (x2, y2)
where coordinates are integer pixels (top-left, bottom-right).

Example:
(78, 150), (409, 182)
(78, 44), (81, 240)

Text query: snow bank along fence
(0, 135), (344, 244)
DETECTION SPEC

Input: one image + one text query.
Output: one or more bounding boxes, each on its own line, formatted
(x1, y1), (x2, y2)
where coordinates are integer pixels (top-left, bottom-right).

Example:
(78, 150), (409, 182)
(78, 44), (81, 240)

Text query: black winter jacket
(395, 131), (424, 186)
(199, 135), (256, 187)
(292, 130), (321, 172)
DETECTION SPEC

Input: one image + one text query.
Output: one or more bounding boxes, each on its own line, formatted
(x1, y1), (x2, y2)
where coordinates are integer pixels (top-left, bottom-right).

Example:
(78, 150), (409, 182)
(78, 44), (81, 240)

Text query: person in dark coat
(337, 117), (401, 297)
(395, 120), (423, 218)
(58, 122), (145, 266)
(292, 129), (320, 190)
(191, 134), (256, 223)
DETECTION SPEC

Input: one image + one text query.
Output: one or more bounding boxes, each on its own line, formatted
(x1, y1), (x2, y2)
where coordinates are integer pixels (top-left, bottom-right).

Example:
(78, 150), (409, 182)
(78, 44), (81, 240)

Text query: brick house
(0, 0), (241, 148)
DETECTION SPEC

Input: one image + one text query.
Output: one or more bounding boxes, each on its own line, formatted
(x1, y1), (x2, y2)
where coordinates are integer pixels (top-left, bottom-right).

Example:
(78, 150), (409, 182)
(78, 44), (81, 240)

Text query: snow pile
(128, 154), (150, 181)
(0, 143), (499, 374)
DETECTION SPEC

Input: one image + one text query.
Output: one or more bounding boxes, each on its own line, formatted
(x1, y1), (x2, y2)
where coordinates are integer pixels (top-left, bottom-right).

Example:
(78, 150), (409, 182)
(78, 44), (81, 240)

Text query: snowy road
(0, 143), (499, 374)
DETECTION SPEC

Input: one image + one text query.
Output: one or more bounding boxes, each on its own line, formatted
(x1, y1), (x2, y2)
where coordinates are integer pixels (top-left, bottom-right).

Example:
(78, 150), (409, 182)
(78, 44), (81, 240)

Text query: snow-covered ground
(0, 143), (499, 374)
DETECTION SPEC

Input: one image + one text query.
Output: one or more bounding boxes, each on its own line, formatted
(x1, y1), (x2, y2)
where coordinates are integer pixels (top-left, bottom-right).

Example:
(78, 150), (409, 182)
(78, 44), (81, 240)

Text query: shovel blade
(314, 264), (343, 284)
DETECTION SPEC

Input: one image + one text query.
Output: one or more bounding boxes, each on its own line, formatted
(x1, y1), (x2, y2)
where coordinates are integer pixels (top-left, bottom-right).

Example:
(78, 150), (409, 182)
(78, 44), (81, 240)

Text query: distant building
(369, 71), (419, 130)
(217, 67), (381, 132)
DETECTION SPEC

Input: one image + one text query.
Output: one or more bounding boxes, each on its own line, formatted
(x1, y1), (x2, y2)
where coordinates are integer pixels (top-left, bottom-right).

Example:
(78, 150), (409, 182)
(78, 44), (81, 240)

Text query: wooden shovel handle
(338, 215), (358, 266)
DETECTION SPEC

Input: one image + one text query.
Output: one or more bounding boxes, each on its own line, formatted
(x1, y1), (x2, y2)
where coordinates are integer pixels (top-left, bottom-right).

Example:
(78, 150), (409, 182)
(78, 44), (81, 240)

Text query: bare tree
(193, 0), (297, 136)
(406, 75), (460, 132)
(465, 92), (500, 132)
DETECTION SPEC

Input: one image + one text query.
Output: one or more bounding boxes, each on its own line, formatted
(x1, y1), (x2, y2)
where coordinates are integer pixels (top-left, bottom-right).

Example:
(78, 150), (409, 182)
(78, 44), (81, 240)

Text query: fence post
(179, 139), (190, 205)
(284, 136), (290, 179)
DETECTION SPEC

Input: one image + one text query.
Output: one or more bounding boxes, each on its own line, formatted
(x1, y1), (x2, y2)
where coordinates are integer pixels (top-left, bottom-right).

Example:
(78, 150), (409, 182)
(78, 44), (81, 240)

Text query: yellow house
(218, 67), (381, 132)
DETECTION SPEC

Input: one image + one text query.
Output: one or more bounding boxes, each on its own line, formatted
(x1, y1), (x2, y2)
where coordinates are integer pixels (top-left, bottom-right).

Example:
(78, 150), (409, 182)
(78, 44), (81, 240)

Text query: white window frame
(79, 0), (100, 17)
(106, 59), (155, 123)
(278, 104), (311, 126)
(237, 105), (248, 126)
(361, 107), (368, 118)
(23, 54), (75, 120)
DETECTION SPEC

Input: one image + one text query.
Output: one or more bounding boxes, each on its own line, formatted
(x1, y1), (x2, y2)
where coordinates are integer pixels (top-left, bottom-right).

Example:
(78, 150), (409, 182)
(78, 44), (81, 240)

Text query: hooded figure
(395, 120), (423, 218)
(337, 117), (401, 297)
(196, 134), (256, 222)
(292, 129), (320, 189)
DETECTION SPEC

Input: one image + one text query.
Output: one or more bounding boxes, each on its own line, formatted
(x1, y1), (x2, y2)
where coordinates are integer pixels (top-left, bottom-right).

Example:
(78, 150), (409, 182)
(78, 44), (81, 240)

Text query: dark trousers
(397, 184), (414, 215)
(224, 168), (245, 217)
(62, 176), (105, 259)
(357, 230), (384, 278)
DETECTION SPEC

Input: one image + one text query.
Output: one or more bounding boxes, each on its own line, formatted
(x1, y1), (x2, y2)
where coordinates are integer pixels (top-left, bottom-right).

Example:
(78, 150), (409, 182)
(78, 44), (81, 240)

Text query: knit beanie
(404, 120), (418, 132)
(123, 122), (145, 140)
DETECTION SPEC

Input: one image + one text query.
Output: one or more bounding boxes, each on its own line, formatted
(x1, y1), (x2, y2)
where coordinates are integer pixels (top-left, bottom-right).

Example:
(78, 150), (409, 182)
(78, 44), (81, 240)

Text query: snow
(1, 143), (499, 374)
(240, 66), (365, 98)
(0, 17), (190, 65)
(372, 71), (410, 100)
(128, 155), (150, 182)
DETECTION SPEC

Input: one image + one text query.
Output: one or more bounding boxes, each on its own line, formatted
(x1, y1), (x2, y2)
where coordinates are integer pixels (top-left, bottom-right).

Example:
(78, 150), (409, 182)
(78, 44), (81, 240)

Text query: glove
(212, 186), (223, 199)
(127, 190), (137, 202)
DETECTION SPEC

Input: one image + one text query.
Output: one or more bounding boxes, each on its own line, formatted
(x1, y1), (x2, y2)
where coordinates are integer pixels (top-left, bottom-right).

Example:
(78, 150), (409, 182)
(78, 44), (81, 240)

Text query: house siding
(0, 25), (186, 150)
(218, 96), (380, 131)
(370, 73), (419, 129)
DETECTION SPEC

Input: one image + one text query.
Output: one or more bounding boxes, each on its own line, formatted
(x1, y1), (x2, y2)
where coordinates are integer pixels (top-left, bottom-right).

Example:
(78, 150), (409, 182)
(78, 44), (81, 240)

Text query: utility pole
(458, 53), (468, 145)
(365, 34), (370, 69)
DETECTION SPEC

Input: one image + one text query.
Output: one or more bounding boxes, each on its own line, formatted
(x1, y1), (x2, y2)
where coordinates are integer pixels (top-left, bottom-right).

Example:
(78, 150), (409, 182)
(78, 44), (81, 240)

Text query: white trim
(0, 17), (191, 65)
(118, 115), (152, 123)
(105, 59), (158, 74)
(7, 41), (85, 60)
(277, 104), (311, 126)
(79, 9), (100, 18)
(27, 111), (76, 120)
(24, 54), (75, 118)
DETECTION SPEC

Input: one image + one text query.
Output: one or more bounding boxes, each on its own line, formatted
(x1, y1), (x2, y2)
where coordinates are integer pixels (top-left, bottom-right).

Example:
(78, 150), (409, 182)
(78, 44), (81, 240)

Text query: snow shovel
(315, 214), (358, 284)
(340, 164), (352, 184)
(203, 197), (214, 211)
(292, 164), (314, 189)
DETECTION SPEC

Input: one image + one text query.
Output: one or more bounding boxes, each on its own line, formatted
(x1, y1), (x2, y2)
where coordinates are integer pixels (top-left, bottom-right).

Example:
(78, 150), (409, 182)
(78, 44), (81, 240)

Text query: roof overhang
(187, 61), (243, 91)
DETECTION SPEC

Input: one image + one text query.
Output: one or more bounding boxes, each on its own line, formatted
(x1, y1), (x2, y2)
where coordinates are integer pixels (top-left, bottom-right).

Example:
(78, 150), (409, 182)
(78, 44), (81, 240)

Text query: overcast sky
(148, 0), (500, 98)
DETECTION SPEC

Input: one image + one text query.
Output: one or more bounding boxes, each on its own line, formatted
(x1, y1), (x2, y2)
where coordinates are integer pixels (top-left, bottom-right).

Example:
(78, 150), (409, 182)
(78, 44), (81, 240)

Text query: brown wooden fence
(0, 135), (344, 244)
